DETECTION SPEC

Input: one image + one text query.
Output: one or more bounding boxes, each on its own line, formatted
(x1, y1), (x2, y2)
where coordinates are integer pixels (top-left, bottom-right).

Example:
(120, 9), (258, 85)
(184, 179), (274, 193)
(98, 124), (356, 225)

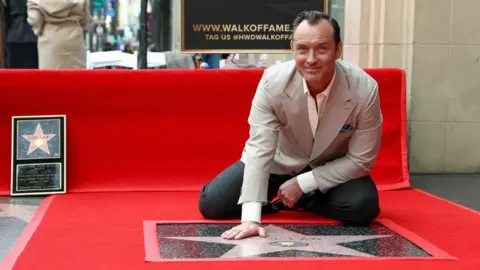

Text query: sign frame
(11, 115), (67, 196)
(180, 0), (329, 53)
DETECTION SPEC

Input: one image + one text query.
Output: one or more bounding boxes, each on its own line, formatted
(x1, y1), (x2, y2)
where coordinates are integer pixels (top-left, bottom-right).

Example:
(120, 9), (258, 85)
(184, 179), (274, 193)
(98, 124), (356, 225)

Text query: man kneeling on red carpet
(198, 10), (383, 240)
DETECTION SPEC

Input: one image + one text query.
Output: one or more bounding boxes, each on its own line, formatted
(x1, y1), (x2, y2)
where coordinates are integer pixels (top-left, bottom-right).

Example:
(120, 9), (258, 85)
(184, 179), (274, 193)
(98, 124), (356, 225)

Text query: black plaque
(180, 0), (328, 53)
(11, 115), (66, 196)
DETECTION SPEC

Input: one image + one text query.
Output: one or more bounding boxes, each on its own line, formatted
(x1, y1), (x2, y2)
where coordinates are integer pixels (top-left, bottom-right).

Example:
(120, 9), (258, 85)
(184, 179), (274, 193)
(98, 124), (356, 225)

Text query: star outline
(161, 224), (393, 258)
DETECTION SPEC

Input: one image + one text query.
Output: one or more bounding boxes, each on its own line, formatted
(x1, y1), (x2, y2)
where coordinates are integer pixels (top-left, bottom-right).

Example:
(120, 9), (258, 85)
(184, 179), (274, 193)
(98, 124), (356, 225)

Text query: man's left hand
(278, 177), (303, 208)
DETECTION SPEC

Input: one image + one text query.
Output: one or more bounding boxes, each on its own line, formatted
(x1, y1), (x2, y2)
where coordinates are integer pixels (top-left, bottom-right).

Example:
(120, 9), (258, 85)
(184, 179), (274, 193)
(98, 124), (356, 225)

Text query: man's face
(291, 20), (342, 87)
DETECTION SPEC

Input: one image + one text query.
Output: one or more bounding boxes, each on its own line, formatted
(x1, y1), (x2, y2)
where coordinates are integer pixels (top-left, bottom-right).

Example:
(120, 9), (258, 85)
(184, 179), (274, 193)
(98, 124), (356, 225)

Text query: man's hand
(221, 221), (266, 240)
(278, 177), (303, 208)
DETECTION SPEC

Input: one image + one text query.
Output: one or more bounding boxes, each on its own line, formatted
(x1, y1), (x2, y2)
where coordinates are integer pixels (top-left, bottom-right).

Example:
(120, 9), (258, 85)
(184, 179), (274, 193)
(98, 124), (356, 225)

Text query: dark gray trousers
(198, 160), (380, 225)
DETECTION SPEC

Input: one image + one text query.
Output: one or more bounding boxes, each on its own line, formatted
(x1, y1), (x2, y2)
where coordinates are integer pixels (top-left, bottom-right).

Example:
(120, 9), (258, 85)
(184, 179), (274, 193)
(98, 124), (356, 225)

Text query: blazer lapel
(281, 71), (314, 156)
(310, 64), (357, 160)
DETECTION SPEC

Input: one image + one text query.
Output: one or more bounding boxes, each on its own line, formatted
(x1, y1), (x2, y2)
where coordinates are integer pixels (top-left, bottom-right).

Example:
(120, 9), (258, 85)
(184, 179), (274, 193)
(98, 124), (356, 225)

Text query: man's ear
(290, 40), (294, 51)
(336, 41), (343, 59)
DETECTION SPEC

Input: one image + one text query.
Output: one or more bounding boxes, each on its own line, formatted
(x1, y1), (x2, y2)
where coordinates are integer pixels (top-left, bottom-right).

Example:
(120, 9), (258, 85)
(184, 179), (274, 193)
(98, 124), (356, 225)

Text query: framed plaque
(11, 115), (66, 196)
(180, 0), (329, 53)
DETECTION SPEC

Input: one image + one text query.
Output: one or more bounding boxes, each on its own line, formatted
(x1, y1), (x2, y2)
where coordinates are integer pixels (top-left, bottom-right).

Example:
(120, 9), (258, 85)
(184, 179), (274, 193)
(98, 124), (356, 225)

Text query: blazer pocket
(336, 124), (355, 139)
(339, 124), (354, 133)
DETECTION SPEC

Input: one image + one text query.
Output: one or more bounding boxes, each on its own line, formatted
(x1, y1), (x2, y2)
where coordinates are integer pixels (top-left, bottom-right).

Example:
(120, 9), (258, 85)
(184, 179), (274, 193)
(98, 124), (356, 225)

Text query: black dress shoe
(272, 196), (311, 211)
(272, 198), (288, 210)
(261, 201), (280, 214)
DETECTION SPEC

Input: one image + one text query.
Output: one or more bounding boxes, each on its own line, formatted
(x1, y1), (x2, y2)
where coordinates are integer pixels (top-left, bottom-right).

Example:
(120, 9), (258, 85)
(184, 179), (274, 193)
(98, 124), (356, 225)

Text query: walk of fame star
(163, 225), (393, 258)
(22, 123), (56, 155)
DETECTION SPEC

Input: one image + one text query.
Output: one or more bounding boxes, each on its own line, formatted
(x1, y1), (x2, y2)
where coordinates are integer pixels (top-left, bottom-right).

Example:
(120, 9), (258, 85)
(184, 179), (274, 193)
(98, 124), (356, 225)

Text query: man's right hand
(221, 221), (266, 240)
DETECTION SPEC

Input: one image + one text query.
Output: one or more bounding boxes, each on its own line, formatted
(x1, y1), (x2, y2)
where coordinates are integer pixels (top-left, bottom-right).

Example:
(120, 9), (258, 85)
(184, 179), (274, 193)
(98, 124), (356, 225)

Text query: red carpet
(4, 189), (480, 270)
(0, 67), (432, 269)
(0, 68), (409, 195)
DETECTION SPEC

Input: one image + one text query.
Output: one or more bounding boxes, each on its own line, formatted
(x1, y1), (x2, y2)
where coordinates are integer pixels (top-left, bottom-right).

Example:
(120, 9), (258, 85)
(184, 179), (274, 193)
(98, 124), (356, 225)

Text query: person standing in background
(3, 0), (38, 69)
(27, 0), (90, 69)
(200, 54), (230, 69)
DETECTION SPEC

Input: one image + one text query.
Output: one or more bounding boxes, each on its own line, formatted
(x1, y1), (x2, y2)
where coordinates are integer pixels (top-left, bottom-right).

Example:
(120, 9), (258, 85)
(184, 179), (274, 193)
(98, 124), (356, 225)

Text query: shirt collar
(303, 70), (336, 98)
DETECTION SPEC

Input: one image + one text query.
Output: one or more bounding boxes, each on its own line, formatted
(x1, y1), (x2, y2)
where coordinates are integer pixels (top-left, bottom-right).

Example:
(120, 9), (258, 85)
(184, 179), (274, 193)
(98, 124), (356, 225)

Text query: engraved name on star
(22, 123), (56, 155)
(164, 225), (392, 258)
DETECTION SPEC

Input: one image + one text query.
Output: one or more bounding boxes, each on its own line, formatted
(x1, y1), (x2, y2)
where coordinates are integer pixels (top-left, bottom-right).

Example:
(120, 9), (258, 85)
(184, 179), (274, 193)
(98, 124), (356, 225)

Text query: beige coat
(27, 0), (90, 69)
(238, 59), (383, 204)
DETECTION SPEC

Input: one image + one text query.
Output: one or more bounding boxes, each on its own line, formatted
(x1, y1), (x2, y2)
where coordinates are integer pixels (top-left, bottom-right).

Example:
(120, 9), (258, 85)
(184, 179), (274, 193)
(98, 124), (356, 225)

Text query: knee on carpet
(198, 190), (232, 220)
(198, 190), (216, 219)
(342, 197), (380, 226)
(198, 200), (220, 219)
(198, 203), (235, 220)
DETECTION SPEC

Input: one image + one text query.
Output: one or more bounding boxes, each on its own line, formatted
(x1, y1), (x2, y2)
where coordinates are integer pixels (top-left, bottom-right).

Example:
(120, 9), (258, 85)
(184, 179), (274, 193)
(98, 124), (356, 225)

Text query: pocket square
(340, 124), (353, 133)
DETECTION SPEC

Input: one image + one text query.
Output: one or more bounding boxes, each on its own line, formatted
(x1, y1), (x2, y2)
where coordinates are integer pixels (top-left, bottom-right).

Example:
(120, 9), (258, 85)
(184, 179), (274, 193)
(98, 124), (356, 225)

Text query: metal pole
(88, 0), (93, 51)
(138, 0), (148, 69)
(111, 0), (118, 43)
(0, 1), (6, 68)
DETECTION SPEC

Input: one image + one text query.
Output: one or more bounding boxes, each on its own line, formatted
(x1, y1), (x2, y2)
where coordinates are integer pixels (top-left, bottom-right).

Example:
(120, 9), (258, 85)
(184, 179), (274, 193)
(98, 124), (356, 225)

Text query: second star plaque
(11, 115), (66, 196)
